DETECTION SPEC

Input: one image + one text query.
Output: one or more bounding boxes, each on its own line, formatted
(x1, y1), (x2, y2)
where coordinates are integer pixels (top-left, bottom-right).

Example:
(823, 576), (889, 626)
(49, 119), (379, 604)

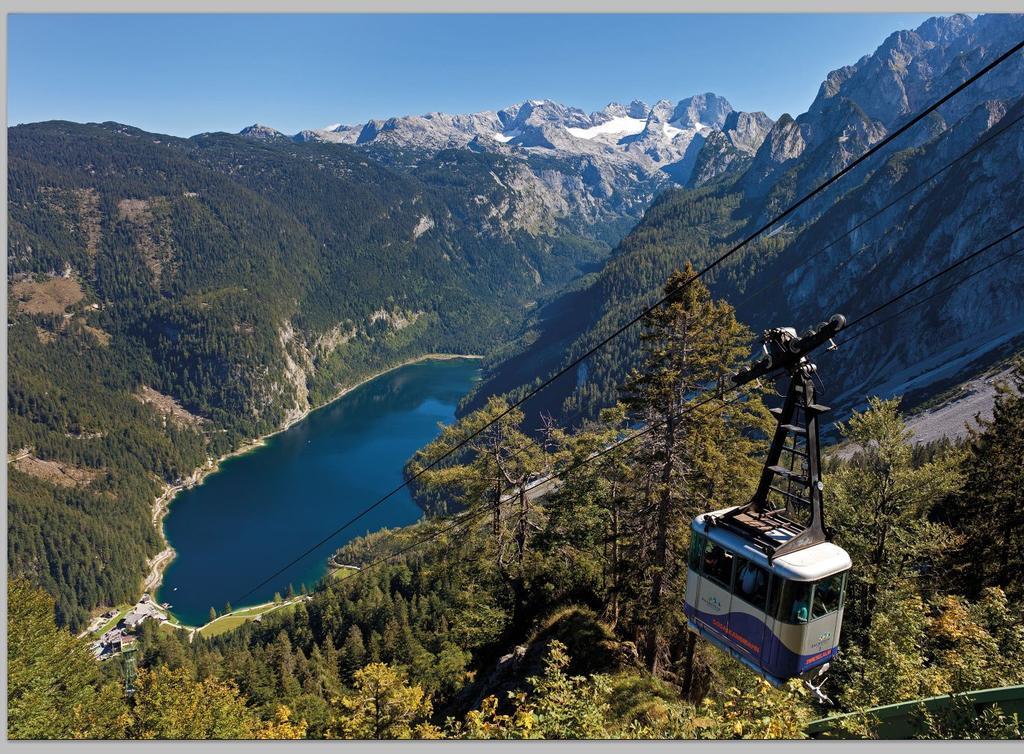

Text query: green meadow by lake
(157, 357), (481, 626)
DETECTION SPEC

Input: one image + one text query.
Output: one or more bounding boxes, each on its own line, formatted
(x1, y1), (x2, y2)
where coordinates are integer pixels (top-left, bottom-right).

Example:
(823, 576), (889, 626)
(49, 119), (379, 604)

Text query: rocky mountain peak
(670, 92), (734, 129)
(806, 13), (1024, 132)
(627, 99), (651, 118)
(914, 12), (973, 44)
(722, 111), (775, 152)
(742, 113), (806, 193)
(688, 110), (775, 187)
(276, 91), (742, 211)
(648, 99), (677, 123)
(239, 123), (287, 141)
(292, 129), (325, 143)
(502, 99), (592, 130)
(595, 100), (651, 122)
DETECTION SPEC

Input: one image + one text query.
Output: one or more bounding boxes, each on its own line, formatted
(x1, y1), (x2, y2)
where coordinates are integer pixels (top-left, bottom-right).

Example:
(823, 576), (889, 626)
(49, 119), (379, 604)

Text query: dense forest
(10, 273), (1023, 739)
(7, 121), (621, 627)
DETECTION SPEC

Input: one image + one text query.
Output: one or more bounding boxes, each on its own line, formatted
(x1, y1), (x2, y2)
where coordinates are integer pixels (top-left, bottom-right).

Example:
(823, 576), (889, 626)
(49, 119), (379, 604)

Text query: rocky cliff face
(690, 110), (776, 186)
(764, 96), (1024, 411)
(731, 12), (1024, 407)
(740, 13), (1024, 208)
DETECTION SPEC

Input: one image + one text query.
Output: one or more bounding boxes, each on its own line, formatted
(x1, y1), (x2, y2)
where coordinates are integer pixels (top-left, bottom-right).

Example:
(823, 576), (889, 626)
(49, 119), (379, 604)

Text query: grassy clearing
(12, 276), (84, 315)
(198, 614), (249, 637)
(231, 602), (278, 617)
(191, 597), (308, 638)
(329, 566), (360, 581)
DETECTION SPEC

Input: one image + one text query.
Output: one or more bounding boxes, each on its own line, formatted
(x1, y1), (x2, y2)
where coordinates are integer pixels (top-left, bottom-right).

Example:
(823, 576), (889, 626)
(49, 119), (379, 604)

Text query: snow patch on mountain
(492, 129), (521, 143)
(566, 116), (648, 140)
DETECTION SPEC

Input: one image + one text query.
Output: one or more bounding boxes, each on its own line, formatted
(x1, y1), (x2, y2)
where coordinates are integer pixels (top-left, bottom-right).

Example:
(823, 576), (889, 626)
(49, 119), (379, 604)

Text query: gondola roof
(693, 507), (852, 582)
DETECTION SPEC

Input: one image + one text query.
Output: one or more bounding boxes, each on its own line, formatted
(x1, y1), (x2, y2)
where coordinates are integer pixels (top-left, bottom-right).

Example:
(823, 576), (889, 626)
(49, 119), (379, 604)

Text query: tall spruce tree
(952, 360), (1024, 596)
(340, 625), (367, 684)
(620, 263), (769, 676)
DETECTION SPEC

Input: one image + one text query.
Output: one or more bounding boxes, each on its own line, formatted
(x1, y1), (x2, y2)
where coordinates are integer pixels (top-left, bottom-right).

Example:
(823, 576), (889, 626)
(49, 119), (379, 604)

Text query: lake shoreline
(142, 352), (483, 606)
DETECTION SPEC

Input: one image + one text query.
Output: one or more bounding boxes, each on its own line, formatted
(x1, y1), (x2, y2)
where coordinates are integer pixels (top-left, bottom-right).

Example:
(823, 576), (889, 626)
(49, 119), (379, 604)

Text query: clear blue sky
(9, 13), (939, 136)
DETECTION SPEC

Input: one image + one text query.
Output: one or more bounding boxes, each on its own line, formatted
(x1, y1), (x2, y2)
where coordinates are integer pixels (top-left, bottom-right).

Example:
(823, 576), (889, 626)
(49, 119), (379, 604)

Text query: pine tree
(536, 404), (632, 628)
(335, 663), (436, 739)
(270, 630), (300, 699)
(952, 360), (1024, 596)
(619, 263), (768, 675)
(308, 638), (343, 699)
(410, 396), (552, 618)
(340, 625), (367, 683)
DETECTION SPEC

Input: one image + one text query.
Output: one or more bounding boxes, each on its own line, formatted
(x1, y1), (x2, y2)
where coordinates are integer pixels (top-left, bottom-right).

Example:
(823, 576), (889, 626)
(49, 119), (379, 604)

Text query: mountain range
(246, 91), (750, 179)
(462, 12), (1024, 428)
(239, 92), (775, 233)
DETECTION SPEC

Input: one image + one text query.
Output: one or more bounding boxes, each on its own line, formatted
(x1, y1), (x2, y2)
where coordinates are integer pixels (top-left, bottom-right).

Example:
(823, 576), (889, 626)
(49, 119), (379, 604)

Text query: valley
(9, 10), (1023, 632)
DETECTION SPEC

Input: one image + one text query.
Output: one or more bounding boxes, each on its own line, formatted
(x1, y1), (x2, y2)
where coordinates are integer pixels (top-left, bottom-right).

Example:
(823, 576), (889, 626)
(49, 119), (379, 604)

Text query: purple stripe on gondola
(684, 602), (836, 679)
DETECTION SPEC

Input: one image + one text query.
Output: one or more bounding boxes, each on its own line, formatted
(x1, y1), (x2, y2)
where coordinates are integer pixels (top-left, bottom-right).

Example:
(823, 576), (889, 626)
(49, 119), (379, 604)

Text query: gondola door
(695, 537), (736, 644)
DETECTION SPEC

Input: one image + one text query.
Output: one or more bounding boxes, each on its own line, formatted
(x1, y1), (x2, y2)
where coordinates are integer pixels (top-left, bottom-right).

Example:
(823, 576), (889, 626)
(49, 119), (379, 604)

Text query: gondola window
(811, 572), (846, 619)
(735, 560), (769, 609)
(702, 542), (735, 588)
(776, 579), (813, 624)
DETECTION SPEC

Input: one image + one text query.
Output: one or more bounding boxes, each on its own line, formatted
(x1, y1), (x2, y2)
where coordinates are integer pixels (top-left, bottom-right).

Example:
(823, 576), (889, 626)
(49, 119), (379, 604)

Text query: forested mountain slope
(465, 13), (1024, 428)
(7, 121), (616, 626)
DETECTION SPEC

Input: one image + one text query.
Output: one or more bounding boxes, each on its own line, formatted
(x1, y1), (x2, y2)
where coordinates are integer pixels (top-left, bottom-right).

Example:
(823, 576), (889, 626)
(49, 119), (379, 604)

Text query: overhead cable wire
(839, 223), (1024, 337)
(837, 244), (1024, 347)
(322, 386), (753, 583)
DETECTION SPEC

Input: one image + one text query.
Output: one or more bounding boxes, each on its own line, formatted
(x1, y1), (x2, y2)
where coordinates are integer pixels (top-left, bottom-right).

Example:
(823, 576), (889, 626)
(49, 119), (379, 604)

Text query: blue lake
(157, 357), (481, 626)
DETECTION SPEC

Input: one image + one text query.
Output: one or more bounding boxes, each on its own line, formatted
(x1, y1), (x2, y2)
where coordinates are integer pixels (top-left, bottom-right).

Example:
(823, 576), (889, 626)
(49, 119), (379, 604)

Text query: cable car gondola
(684, 315), (851, 698)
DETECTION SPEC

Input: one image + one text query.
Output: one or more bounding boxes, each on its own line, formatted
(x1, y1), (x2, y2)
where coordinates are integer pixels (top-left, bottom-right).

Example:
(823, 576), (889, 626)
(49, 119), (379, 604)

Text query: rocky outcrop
(277, 322), (312, 426)
(293, 124), (363, 144)
(743, 114), (807, 193)
(690, 110), (775, 186)
(238, 123), (289, 142)
(412, 214), (435, 240)
(368, 308), (423, 332)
